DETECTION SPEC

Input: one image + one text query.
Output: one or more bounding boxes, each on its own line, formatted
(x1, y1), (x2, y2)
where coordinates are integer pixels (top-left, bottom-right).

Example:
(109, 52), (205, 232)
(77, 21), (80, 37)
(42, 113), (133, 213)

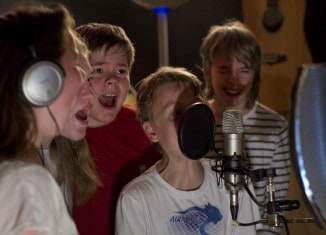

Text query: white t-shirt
(115, 159), (261, 235)
(0, 160), (78, 235)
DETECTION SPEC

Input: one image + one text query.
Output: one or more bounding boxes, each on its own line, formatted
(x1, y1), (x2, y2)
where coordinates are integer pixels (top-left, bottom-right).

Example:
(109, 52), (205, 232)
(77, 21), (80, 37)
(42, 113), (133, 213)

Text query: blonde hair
(51, 137), (102, 212)
(49, 32), (101, 212)
(136, 66), (205, 152)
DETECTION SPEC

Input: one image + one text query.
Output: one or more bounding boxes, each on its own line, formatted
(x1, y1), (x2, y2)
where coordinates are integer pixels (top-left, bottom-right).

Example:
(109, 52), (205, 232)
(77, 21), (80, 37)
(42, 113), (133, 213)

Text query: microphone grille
(222, 109), (244, 134)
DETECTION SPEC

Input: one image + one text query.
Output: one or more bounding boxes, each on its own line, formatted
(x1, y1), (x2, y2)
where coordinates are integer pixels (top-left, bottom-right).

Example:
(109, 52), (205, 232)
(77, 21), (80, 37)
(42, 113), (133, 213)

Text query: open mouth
(75, 110), (88, 121)
(98, 94), (116, 107)
(224, 88), (241, 96)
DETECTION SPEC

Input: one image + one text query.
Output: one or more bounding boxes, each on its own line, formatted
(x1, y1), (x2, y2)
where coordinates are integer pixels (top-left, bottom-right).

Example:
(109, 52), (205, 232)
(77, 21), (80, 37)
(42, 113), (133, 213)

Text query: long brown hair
(0, 2), (74, 160)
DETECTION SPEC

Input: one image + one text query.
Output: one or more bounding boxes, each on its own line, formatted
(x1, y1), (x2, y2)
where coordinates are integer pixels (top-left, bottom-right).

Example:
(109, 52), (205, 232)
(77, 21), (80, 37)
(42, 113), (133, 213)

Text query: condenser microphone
(222, 109), (245, 221)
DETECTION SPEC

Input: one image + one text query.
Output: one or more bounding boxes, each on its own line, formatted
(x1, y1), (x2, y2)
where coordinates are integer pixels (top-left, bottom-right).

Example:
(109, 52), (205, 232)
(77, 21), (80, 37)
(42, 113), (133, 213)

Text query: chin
(101, 111), (119, 124)
(69, 131), (86, 141)
(62, 125), (87, 141)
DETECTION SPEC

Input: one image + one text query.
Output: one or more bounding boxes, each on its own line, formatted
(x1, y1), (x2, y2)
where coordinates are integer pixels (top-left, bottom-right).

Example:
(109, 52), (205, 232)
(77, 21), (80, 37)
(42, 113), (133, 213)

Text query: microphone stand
(211, 158), (316, 235)
(247, 168), (316, 235)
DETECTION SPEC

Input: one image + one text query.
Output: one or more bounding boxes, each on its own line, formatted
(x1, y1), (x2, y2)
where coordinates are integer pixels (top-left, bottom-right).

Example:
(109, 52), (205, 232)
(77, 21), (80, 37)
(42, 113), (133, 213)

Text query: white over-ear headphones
(19, 46), (65, 106)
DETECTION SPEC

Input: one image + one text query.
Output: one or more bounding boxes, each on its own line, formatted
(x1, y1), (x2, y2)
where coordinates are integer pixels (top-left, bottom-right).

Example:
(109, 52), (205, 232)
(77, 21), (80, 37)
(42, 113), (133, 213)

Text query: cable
(38, 145), (45, 166)
(244, 183), (265, 208)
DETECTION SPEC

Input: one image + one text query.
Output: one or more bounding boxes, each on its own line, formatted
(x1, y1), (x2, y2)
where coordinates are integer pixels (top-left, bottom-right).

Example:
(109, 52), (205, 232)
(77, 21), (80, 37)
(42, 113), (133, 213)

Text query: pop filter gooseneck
(178, 102), (215, 160)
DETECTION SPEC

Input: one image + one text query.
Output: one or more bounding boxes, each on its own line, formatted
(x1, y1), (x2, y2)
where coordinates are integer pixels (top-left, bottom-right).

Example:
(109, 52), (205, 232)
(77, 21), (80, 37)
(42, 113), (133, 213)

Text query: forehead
(212, 54), (247, 66)
(155, 82), (182, 98)
(90, 44), (127, 64)
(153, 82), (196, 108)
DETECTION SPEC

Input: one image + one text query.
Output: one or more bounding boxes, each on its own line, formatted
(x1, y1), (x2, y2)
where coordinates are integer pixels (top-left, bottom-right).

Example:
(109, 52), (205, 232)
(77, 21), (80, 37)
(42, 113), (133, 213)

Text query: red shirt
(73, 106), (161, 235)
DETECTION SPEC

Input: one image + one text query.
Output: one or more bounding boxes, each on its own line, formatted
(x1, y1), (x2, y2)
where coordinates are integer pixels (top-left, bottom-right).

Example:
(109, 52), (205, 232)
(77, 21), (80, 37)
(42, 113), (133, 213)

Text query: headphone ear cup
(20, 59), (65, 107)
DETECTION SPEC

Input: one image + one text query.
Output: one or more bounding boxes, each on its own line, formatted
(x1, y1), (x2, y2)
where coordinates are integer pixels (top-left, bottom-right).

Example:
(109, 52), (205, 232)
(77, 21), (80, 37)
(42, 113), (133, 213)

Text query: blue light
(153, 6), (170, 14)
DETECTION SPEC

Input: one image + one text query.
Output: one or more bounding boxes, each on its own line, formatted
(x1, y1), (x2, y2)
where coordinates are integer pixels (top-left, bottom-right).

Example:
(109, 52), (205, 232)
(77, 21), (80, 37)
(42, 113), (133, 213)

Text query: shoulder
(0, 161), (60, 198)
(0, 161), (52, 182)
(0, 161), (76, 234)
(253, 102), (286, 120)
(111, 105), (139, 123)
(118, 105), (136, 117)
(247, 102), (288, 125)
(120, 165), (158, 197)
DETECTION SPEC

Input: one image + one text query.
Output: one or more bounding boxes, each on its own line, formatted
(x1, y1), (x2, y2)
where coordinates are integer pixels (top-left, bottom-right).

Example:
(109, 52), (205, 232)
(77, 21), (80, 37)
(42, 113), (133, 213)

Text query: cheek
(160, 122), (177, 140)
(90, 79), (104, 94)
(239, 75), (254, 92)
(64, 79), (81, 98)
(211, 76), (223, 91)
(119, 79), (130, 97)
(58, 79), (82, 107)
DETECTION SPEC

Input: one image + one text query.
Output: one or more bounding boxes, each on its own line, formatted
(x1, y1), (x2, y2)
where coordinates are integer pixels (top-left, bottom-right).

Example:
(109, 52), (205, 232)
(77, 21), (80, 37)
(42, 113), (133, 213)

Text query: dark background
(0, 0), (243, 87)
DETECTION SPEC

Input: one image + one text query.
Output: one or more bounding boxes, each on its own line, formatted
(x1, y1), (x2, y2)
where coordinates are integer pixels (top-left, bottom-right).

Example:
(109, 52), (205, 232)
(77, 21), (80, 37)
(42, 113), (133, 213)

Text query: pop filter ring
(290, 63), (326, 229)
(178, 102), (215, 160)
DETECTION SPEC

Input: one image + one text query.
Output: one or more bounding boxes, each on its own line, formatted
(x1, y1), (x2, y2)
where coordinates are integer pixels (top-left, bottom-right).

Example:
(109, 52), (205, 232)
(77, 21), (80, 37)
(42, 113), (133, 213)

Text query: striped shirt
(205, 102), (291, 234)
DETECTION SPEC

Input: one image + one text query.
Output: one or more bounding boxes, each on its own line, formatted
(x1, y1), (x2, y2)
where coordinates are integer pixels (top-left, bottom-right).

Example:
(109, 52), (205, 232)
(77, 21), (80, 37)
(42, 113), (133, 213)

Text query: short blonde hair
(136, 66), (205, 124)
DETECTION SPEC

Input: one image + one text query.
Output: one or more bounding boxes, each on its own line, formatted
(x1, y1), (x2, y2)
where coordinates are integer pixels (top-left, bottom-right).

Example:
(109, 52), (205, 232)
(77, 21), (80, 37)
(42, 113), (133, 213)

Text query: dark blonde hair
(136, 66), (205, 124)
(136, 66), (205, 152)
(0, 2), (74, 159)
(76, 22), (135, 70)
(51, 137), (102, 212)
(49, 34), (102, 211)
(200, 20), (262, 109)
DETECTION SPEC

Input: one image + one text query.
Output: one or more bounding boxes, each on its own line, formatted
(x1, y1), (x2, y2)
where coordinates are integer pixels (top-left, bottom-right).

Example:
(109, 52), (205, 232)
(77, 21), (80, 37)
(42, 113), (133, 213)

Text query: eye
(218, 68), (230, 74)
(240, 68), (250, 73)
(116, 68), (127, 75)
(92, 67), (104, 74)
(173, 109), (182, 117)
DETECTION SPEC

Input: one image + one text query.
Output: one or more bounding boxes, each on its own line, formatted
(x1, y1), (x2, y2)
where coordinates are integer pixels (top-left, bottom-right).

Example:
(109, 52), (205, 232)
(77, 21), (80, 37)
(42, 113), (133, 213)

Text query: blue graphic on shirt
(169, 203), (223, 235)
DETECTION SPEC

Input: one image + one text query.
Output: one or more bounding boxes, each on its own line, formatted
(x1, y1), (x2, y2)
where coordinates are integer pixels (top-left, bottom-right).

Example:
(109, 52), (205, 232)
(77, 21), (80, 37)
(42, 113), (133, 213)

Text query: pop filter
(290, 63), (326, 229)
(178, 102), (215, 160)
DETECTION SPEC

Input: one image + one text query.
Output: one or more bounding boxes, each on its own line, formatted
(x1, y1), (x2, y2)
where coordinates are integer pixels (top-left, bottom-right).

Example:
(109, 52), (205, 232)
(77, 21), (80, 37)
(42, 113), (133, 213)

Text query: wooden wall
(243, 0), (325, 234)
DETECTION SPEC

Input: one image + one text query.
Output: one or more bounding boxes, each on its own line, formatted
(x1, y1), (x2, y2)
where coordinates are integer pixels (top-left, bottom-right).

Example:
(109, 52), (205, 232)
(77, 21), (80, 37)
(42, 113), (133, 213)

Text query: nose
(104, 72), (118, 86)
(228, 69), (239, 83)
(80, 79), (94, 102)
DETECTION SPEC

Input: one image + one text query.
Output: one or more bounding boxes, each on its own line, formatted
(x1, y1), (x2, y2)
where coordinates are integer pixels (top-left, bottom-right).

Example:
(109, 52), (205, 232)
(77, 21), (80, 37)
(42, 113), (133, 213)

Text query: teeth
(104, 93), (115, 97)
(99, 94), (116, 107)
(226, 89), (240, 95)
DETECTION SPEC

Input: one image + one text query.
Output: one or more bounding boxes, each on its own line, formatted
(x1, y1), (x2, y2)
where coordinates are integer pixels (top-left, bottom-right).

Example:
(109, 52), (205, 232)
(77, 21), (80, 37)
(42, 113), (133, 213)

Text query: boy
(115, 66), (260, 235)
(200, 20), (291, 234)
(73, 23), (161, 235)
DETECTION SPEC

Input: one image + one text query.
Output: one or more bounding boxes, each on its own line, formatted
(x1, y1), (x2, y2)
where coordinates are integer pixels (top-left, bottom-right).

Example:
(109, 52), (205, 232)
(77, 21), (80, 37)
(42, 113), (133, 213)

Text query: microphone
(222, 109), (246, 221)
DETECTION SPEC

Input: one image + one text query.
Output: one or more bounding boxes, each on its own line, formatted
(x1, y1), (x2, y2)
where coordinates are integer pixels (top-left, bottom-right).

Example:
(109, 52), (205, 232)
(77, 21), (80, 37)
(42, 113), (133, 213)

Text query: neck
(88, 117), (109, 128)
(157, 157), (204, 191)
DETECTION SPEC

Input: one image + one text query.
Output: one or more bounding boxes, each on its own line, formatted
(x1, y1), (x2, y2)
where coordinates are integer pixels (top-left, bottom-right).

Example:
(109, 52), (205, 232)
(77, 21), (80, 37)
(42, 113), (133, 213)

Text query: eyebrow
(216, 65), (230, 69)
(90, 60), (105, 67)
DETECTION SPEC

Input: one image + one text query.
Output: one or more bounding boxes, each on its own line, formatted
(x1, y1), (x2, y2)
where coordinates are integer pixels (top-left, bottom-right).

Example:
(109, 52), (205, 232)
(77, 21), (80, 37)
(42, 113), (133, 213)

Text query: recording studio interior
(0, 0), (325, 234)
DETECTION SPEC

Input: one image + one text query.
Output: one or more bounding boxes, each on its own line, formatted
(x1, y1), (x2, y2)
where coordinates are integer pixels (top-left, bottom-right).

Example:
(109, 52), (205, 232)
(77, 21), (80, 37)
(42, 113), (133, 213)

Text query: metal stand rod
(260, 218), (316, 224)
(156, 9), (169, 66)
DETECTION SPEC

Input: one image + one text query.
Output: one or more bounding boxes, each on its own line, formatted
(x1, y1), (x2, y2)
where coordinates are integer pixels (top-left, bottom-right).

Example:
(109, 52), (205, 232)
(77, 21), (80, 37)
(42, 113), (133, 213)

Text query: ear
(142, 121), (159, 143)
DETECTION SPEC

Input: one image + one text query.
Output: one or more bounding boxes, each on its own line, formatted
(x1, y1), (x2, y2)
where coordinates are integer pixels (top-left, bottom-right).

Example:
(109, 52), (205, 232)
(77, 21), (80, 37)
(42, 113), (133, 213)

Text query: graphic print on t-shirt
(168, 203), (223, 234)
